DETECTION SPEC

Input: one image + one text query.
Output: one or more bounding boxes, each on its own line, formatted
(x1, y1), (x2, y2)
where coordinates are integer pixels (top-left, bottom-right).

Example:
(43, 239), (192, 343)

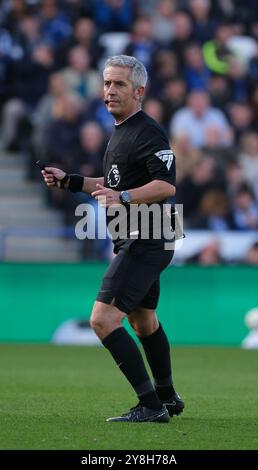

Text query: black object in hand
(36, 160), (47, 171)
(36, 160), (58, 184)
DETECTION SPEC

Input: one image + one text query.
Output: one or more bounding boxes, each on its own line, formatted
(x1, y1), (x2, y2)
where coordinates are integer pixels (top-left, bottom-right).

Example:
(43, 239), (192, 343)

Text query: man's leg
(128, 307), (184, 416)
(90, 301), (163, 411)
(128, 307), (175, 399)
(91, 243), (172, 422)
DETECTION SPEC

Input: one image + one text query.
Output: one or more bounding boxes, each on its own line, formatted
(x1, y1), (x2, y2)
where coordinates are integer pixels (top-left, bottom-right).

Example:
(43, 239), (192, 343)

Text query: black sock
(139, 390), (162, 410)
(139, 323), (175, 401)
(102, 327), (161, 410)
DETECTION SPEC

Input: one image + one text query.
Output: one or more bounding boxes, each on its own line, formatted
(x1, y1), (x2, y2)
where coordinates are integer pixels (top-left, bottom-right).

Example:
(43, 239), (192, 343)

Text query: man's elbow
(168, 184), (176, 197)
(162, 182), (176, 198)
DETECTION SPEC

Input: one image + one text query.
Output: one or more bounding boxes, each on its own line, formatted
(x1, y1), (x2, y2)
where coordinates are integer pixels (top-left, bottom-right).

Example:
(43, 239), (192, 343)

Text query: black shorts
(96, 240), (173, 314)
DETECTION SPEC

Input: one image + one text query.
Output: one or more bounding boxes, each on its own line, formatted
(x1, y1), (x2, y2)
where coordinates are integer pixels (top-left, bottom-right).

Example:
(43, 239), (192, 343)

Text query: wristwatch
(119, 190), (131, 205)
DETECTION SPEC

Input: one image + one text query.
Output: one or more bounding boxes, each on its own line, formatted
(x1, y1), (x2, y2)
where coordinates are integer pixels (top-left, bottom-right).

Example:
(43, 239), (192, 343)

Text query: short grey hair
(103, 55), (148, 89)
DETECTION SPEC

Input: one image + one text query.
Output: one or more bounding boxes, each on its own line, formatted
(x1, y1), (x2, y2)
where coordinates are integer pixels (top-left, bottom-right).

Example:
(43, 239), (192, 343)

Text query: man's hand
(41, 167), (67, 187)
(92, 184), (121, 208)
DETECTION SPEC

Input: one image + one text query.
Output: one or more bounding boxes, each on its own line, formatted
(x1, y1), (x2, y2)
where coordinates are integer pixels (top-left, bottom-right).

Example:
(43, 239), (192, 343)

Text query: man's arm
(92, 180), (176, 208)
(82, 176), (104, 194)
(128, 180), (175, 204)
(41, 167), (104, 194)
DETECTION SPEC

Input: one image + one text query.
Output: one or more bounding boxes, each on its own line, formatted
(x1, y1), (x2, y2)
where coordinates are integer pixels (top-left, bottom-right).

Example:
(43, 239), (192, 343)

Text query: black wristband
(68, 174), (84, 193)
(57, 173), (69, 189)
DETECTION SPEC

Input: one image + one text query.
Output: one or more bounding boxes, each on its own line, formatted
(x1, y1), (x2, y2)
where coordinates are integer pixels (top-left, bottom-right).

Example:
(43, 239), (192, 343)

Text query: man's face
(103, 66), (144, 122)
(188, 91), (209, 117)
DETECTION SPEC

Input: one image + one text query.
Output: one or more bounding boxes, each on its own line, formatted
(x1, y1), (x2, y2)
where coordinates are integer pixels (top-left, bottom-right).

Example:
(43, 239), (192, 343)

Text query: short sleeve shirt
(103, 110), (176, 249)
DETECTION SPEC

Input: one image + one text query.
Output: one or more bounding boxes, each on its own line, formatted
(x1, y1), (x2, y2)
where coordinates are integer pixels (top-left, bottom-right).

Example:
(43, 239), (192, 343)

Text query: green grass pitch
(0, 344), (258, 450)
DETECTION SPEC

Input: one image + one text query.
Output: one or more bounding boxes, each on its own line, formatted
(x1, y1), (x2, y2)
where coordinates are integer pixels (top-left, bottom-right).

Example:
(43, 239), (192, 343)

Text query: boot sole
(107, 410), (170, 423)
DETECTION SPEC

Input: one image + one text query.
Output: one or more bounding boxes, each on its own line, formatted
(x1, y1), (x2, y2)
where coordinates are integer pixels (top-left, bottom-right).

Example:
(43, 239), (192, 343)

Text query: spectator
(210, 0), (235, 23)
(150, 50), (179, 96)
(231, 183), (258, 230)
(0, 0), (31, 34)
(183, 42), (211, 91)
(60, 0), (88, 24)
(227, 32), (257, 68)
(161, 76), (187, 127)
(244, 242), (258, 265)
(14, 14), (42, 58)
(201, 125), (234, 162)
(207, 73), (231, 109)
(76, 121), (106, 177)
(89, 0), (134, 34)
(27, 72), (67, 178)
(227, 57), (250, 103)
(202, 22), (234, 74)
(190, 189), (235, 230)
(143, 97), (165, 129)
(227, 102), (254, 143)
(1, 42), (55, 150)
(124, 16), (158, 72)
(224, 159), (245, 203)
(0, 27), (22, 104)
(152, 0), (176, 46)
(187, 239), (225, 265)
(55, 17), (105, 70)
(33, 71), (67, 133)
(238, 132), (258, 199)
(170, 90), (232, 149)
(39, 0), (72, 48)
(172, 133), (202, 183)
(59, 45), (102, 101)
(170, 11), (193, 67)
(176, 155), (220, 220)
(44, 93), (83, 167)
(188, 0), (217, 44)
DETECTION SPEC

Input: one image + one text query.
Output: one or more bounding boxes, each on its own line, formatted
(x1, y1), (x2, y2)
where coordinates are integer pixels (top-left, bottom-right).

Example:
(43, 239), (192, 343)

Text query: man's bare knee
(128, 307), (159, 336)
(90, 301), (125, 339)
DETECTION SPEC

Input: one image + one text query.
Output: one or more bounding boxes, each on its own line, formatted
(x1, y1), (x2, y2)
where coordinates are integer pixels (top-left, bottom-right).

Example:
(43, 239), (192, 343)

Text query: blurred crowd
(0, 0), (258, 261)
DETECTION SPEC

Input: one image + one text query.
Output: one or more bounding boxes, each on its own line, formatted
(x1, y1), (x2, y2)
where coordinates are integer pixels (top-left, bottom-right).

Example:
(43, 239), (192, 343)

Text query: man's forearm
(129, 180), (176, 204)
(82, 177), (104, 194)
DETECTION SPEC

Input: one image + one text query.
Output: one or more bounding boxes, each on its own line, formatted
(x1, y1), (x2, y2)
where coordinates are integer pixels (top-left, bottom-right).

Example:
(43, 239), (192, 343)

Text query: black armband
(68, 174), (84, 193)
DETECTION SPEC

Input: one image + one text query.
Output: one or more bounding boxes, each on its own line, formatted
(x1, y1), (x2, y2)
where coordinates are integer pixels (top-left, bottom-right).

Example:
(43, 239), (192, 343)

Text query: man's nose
(107, 83), (116, 94)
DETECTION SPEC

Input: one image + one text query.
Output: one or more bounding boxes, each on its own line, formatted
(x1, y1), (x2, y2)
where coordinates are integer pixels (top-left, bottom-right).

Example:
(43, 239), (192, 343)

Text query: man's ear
(134, 86), (145, 101)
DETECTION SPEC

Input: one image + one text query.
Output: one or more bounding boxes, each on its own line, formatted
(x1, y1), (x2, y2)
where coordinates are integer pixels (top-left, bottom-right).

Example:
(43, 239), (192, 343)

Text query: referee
(42, 55), (184, 423)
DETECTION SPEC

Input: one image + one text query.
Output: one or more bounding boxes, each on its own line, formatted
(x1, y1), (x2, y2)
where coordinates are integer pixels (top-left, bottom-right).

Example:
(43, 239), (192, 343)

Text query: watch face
(121, 191), (131, 203)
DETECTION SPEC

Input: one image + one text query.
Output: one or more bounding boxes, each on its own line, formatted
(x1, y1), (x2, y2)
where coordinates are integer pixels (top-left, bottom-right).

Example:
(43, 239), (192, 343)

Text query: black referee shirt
(103, 110), (176, 250)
